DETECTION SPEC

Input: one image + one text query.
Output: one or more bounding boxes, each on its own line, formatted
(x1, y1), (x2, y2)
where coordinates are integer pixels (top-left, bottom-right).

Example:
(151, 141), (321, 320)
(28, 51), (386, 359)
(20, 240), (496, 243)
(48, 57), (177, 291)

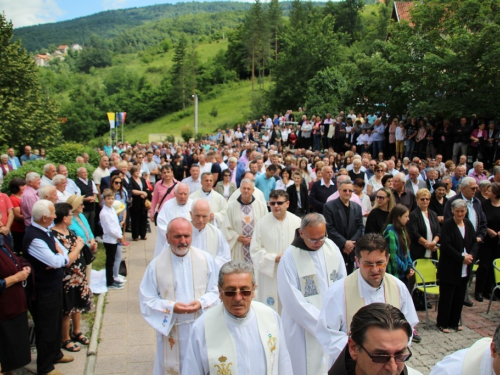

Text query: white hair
(174, 182), (189, 194)
(240, 178), (255, 188)
(393, 172), (406, 182)
(459, 177), (476, 189)
(32, 199), (53, 221)
(52, 174), (67, 185)
(43, 163), (55, 173)
(26, 172), (40, 184)
(38, 185), (56, 199)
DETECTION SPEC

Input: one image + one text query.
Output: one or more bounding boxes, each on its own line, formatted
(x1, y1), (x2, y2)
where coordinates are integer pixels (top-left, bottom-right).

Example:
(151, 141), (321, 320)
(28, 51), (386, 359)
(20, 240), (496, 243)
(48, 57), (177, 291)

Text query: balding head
(174, 183), (190, 205)
(166, 218), (192, 257)
(191, 199), (212, 230)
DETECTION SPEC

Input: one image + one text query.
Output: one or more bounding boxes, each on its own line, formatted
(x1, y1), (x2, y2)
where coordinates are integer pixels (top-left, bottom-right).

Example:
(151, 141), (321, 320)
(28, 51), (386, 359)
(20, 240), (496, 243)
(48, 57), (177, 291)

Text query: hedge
(1, 160), (95, 195)
(47, 143), (101, 166)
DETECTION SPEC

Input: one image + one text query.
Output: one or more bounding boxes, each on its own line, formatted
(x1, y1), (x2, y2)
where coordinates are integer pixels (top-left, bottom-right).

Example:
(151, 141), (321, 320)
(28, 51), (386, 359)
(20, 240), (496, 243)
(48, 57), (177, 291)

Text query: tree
(0, 13), (61, 152)
(170, 35), (189, 111)
(267, 0), (283, 81)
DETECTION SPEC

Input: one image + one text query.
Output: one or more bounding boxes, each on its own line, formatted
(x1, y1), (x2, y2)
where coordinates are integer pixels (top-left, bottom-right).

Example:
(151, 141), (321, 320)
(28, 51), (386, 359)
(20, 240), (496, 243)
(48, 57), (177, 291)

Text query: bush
(48, 143), (101, 166)
(181, 127), (194, 143)
(1, 161), (95, 195)
(209, 106), (218, 118)
(165, 135), (176, 143)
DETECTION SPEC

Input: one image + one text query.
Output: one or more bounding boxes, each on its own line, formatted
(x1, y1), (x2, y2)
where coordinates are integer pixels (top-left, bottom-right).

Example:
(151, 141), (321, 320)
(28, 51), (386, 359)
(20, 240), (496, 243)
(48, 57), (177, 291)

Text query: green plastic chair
(412, 259), (440, 328)
(487, 259), (500, 314)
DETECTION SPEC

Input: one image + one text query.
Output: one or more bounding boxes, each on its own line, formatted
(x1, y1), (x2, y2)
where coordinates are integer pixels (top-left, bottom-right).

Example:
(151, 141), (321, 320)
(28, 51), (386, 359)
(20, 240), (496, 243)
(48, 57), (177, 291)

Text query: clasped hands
(173, 300), (202, 314)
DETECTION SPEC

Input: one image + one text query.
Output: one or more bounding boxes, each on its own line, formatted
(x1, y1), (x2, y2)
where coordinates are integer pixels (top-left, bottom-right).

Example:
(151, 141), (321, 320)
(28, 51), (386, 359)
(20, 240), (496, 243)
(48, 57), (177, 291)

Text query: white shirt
(182, 176), (202, 194)
(99, 205), (122, 244)
(430, 340), (494, 375)
(191, 224), (231, 270)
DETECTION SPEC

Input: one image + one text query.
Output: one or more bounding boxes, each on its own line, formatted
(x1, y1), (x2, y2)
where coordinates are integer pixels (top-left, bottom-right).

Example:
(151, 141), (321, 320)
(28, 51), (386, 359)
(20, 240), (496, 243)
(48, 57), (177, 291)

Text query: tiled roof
(393, 1), (415, 25)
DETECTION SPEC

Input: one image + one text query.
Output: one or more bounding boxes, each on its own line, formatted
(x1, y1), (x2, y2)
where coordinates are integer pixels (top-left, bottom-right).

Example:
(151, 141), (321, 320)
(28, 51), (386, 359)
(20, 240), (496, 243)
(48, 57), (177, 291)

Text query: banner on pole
(115, 112), (127, 127)
(107, 112), (116, 129)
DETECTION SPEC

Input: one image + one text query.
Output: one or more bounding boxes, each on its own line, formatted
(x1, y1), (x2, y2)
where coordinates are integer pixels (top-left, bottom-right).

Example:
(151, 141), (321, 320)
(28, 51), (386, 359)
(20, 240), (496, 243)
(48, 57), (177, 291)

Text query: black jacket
(309, 179), (337, 213)
(323, 198), (364, 251)
(287, 183), (308, 212)
(408, 207), (441, 260)
(439, 218), (477, 285)
(443, 193), (487, 240)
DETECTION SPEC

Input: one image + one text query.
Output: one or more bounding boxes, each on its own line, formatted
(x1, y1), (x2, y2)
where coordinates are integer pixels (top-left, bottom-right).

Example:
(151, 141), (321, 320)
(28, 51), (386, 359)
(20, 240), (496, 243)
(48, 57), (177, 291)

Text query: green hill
(13, 2), (252, 52)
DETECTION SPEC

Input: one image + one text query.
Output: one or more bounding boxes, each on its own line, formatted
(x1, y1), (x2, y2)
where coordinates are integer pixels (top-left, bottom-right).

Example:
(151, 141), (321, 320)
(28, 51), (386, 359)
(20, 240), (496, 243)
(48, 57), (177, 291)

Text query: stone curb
(84, 292), (106, 375)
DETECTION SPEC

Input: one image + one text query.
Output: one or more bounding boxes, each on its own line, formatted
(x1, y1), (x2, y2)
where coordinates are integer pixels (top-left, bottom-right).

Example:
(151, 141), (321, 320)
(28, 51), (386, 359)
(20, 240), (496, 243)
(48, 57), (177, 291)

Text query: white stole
(155, 247), (208, 375)
(205, 302), (280, 375)
(463, 337), (492, 375)
(290, 241), (341, 375)
(344, 271), (400, 330)
(206, 223), (220, 258)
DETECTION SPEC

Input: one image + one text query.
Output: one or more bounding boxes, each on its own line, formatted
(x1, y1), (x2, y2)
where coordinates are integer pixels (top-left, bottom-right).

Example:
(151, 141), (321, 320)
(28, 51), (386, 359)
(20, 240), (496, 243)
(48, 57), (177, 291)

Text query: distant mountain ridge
(13, 1), (253, 52)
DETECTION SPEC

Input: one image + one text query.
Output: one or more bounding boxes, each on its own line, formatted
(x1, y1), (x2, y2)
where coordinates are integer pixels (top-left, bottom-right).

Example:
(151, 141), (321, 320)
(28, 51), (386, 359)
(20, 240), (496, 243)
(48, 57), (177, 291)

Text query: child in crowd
(395, 121), (406, 159)
(99, 189), (124, 290)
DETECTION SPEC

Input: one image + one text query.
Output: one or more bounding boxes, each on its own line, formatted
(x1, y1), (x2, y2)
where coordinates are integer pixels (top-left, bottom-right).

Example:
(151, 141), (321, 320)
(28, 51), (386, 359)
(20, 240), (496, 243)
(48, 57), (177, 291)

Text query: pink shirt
(150, 179), (177, 217)
(20, 186), (39, 226)
(326, 192), (367, 215)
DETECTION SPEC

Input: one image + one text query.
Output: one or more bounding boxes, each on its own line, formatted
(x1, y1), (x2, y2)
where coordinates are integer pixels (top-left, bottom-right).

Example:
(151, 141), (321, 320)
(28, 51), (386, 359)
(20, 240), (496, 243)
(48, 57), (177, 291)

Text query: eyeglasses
(269, 201), (287, 206)
(375, 169), (383, 172)
(376, 195), (387, 200)
(359, 343), (412, 364)
(419, 198), (430, 201)
(221, 289), (253, 297)
(360, 261), (387, 270)
(301, 232), (328, 244)
(113, 181), (122, 185)
(468, 186), (479, 191)
(341, 189), (354, 193)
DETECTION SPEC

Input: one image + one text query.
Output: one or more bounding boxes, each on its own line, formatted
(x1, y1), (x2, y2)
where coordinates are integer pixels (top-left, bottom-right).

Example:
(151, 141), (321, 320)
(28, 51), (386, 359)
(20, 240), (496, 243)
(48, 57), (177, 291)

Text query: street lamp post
(193, 94), (198, 135)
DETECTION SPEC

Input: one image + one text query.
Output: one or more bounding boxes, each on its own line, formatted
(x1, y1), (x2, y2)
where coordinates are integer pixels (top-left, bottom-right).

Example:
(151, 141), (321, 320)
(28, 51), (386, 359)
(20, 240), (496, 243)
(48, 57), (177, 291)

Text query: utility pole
(193, 94), (198, 135)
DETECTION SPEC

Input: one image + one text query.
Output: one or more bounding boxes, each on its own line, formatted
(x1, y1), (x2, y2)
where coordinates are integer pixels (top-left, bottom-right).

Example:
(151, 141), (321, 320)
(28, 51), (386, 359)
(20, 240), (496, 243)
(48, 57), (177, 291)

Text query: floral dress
(53, 230), (92, 315)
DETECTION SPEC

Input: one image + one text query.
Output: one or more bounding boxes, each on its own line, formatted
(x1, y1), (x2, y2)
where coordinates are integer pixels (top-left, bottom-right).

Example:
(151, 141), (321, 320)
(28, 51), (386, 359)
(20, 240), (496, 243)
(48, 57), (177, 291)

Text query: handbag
(144, 199), (151, 209)
(154, 182), (177, 225)
(82, 244), (96, 265)
(119, 259), (127, 277)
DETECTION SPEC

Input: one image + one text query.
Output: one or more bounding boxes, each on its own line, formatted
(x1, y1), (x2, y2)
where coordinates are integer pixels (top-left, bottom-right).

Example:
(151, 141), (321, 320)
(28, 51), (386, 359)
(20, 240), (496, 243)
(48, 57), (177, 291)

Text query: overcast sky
(1, 0), (260, 28)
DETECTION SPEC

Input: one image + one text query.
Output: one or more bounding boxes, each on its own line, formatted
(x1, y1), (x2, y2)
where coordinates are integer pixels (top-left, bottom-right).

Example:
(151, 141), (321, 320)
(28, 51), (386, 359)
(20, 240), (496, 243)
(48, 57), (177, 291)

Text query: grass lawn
(124, 79), (256, 142)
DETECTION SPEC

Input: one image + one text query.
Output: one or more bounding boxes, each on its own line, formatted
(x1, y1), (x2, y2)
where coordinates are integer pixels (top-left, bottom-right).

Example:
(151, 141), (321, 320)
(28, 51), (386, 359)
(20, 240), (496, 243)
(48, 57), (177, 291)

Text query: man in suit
(405, 165), (426, 195)
(323, 179), (364, 274)
(309, 166), (337, 213)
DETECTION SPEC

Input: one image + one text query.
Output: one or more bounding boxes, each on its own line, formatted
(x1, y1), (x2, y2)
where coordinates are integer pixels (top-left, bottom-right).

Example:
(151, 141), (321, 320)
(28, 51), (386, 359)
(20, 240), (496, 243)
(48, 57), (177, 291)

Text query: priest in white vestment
(223, 178), (268, 261)
(430, 330), (499, 375)
(154, 183), (193, 257)
(190, 198), (231, 270)
(139, 218), (219, 375)
(277, 213), (346, 375)
(189, 172), (228, 227)
(228, 170), (266, 205)
(316, 233), (419, 368)
(182, 260), (293, 374)
(250, 190), (301, 313)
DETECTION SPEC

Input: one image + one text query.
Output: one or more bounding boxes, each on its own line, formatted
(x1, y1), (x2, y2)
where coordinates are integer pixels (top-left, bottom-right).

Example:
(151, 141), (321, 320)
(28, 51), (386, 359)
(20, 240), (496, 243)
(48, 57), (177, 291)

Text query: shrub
(181, 126), (194, 143)
(209, 106), (218, 118)
(1, 161), (94, 195)
(165, 135), (176, 143)
(48, 143), (101, 166)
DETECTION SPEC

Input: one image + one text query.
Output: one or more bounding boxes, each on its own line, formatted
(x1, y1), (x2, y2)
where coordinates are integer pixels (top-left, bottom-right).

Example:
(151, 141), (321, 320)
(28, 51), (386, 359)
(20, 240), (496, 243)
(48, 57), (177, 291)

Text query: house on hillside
(34, 54), (49, 67)
(387, 1), (415, 39)
(58, 45), (69, 54)
(391, 1), (415, 25)
(71, 44), (83, 52)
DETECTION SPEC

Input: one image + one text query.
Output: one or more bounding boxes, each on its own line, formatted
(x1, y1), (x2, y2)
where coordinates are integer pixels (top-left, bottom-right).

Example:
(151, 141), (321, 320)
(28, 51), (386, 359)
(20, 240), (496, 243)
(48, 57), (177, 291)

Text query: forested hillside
(4, 0), (498, 147)
(13, 2), (252, 52)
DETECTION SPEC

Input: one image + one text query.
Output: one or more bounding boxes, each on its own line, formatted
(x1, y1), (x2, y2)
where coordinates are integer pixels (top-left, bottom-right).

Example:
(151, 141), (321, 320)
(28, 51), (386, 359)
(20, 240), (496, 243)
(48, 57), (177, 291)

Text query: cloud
(102, 0), (128, 10)
(0, 0), (65, 27)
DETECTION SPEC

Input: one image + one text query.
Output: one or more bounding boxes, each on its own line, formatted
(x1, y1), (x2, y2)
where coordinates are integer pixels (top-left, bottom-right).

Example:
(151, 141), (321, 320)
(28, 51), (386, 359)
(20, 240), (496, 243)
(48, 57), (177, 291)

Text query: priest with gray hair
(277, 213), (346, 374)
(182, 260), (293, 374)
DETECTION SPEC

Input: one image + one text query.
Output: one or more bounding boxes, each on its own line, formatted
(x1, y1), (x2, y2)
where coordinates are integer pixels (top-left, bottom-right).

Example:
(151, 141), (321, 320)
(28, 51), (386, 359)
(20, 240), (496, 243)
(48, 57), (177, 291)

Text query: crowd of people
(1, 110), (500, 375)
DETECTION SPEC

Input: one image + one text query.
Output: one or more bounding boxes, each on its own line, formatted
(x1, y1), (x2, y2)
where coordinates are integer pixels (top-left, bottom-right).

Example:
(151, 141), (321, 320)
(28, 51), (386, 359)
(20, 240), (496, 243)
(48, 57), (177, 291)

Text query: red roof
(393, 2), (415, 26)
(58, 45), (69, 50)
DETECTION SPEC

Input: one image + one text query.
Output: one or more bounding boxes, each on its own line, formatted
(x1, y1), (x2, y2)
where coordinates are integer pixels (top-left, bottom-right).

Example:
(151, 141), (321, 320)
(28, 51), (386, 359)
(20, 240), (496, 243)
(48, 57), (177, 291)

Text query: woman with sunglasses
(407, 188), (440, 261)
(110, 175), (129, 246)
(366, 163), (386, 196)
(214, 170), (236, 201)
(365, 187), (395, 235)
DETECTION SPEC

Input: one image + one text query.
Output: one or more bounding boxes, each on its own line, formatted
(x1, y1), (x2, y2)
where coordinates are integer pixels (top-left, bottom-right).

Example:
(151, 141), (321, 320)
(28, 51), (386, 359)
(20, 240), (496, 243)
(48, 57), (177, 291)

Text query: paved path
(17, 223), (500, 374)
